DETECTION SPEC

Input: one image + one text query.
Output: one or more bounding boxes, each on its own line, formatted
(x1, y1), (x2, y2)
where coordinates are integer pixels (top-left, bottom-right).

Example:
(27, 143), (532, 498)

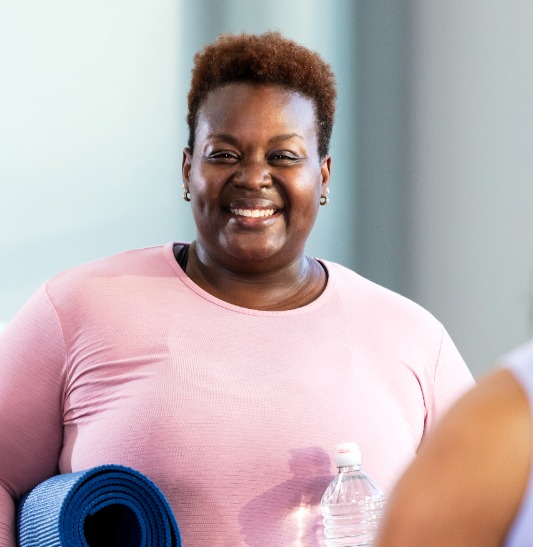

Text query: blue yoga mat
(17, 464), (182, 546)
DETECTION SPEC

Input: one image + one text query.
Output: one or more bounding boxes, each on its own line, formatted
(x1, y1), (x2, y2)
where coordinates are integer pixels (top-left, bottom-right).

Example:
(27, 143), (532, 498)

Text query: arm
(0, 285), (67, 546)
(375, 368), (531, 546)
(0, 489), (15, 547)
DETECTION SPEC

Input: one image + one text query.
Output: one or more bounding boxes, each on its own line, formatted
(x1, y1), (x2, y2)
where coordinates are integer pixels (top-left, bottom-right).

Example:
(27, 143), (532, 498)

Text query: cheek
(289, 187), (321, 229)
(190, 177), (219, 207)
(294, 177), (323, 207)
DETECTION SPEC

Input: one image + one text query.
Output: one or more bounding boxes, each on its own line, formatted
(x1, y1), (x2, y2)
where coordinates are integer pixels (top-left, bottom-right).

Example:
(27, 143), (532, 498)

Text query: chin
(223, 233), (282, 257)
(230, 247), (279, 263)
(225, 243), (285, 269)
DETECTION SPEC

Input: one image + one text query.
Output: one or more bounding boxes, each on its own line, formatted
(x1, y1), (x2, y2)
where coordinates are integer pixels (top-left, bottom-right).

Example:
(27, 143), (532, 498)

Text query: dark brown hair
(186, 31), (337, 158)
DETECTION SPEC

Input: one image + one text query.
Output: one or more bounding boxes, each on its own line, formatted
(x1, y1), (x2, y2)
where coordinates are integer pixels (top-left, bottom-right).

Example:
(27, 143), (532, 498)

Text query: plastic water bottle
(321, 442), (385, 546)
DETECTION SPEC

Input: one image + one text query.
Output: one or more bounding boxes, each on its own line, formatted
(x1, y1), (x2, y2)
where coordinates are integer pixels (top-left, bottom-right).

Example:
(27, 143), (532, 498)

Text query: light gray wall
(345, 0), (533, 376)
(2, 0), (533, 377)
(354, 1), (412, 294)
(404, 1), (533, 375)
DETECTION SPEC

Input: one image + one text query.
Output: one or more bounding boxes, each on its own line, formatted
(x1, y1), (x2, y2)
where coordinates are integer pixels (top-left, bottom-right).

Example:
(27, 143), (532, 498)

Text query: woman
(374, 339), (533, 546)
(0, 32), (473, 546)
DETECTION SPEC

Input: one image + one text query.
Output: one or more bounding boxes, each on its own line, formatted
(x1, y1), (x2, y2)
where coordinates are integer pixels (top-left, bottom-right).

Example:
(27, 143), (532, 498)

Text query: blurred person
(375, 339), (533, 546)
(0, 32), (474, 546)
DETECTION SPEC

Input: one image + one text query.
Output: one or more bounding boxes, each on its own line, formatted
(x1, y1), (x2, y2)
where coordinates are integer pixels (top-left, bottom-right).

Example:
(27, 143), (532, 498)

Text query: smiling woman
(0, 31), (474, 546)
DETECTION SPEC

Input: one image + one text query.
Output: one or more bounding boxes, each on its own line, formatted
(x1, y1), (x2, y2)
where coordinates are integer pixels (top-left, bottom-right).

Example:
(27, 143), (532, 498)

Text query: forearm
(0, 487), (16, 547)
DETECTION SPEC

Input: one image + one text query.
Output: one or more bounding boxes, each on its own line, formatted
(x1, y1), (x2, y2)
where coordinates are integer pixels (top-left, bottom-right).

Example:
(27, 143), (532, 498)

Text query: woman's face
(182, 83), (331, 273)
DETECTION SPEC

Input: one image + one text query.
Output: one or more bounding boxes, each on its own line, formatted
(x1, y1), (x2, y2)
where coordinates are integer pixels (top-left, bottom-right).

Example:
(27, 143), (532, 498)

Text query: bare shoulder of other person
(374, 366), (532, 547)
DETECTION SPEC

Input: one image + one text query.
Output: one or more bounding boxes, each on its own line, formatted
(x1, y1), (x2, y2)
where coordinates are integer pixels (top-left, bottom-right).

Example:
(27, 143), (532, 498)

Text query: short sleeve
(0, 284), (68, 544)
(424, 326), (475, 433)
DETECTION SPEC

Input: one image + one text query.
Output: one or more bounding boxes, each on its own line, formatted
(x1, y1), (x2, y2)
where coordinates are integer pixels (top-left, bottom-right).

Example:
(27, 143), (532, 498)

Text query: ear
(320, 155), (331, 195)
(182, 148), (192, 188)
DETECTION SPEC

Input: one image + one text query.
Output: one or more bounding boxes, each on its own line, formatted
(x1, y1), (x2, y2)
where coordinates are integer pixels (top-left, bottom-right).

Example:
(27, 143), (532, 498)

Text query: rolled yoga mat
(17, 464), (182, 547)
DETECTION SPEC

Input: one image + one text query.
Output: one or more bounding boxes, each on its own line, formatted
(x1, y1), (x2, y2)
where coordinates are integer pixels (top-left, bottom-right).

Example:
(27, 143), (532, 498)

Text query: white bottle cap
(335, 442), (362, 467)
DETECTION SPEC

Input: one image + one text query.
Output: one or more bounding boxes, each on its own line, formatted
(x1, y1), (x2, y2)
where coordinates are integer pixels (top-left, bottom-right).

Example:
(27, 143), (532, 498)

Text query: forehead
(196, 83), (318, 143)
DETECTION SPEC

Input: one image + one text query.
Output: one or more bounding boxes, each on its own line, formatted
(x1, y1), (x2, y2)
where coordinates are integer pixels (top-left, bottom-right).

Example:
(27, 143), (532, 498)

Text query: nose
(232, 158), (272, 189)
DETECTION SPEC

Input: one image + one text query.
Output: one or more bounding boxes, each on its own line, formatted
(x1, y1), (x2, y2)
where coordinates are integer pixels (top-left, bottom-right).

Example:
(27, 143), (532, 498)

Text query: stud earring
(320, 188), (330, 206)
(182, 184), (191, 202)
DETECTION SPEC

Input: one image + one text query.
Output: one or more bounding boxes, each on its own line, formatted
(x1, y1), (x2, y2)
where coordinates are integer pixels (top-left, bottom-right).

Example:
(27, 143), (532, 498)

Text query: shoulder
(43, 244), (173, 313)
(324, 261), (436, 315)
(376, 367), (531, 546)
(438, 368), (530, 461)
(323, 260), (444, 341)
(428, 368), (530, 539)
(46, 244), (168, 290)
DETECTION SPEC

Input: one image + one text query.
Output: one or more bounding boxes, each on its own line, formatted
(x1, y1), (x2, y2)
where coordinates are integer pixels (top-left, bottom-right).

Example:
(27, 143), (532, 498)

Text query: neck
(183, 242), (327, 311)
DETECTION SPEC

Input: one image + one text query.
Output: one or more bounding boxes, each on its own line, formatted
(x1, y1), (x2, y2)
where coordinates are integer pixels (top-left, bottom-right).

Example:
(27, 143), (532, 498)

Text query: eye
(206, 151), (240, 164)
(268, 151), (305, 166)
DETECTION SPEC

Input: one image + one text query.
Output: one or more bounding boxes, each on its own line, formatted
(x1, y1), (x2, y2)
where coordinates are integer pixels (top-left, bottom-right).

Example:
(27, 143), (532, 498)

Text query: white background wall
(1, 0), (533, 377)
(0, 0), (184, 317)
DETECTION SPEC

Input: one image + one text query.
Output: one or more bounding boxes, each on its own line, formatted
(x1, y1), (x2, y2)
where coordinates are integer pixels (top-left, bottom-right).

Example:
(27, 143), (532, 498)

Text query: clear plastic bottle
(321, 442), (385, 546)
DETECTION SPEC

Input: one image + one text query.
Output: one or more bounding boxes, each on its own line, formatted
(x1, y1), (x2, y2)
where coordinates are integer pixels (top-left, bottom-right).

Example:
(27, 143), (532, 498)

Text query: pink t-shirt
(0, 242), (474, 546)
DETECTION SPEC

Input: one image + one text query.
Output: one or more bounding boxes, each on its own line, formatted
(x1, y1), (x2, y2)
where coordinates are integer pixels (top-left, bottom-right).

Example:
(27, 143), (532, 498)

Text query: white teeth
(229, 208), (276, 218)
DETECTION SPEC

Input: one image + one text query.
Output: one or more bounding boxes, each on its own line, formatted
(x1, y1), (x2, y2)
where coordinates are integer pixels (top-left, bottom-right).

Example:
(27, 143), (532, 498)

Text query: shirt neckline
(163, 241), (333, 316)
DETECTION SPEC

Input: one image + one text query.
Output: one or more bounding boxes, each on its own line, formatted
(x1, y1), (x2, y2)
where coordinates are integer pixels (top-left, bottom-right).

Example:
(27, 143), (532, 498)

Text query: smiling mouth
(229, 208), (277, 218)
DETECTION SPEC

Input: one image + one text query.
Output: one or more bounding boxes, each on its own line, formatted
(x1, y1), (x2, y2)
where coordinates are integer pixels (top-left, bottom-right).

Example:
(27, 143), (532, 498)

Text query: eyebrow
(207, 133), (305, 145)
(268, 133), (304, 144)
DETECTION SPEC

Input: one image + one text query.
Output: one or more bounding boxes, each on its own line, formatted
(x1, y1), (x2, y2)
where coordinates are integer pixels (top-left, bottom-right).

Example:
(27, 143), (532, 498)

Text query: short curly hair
(186, 31), (337, 158)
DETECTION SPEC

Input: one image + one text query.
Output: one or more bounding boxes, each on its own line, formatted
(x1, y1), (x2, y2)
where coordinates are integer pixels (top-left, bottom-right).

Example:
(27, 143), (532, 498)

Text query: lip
(226, 198), (282, 210)
(224, 198), (283, 226)
(229, 208), (277, 218)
